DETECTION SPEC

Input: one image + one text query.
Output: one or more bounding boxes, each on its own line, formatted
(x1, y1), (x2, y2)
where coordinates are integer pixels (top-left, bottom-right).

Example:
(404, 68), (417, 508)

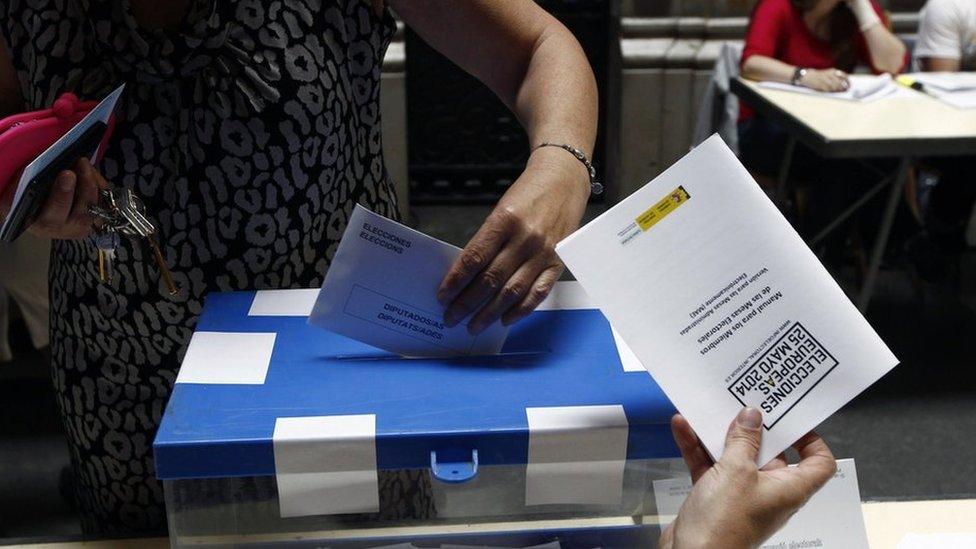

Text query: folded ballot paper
(556, 135), (898, 466)
(309, 204), (509, 357)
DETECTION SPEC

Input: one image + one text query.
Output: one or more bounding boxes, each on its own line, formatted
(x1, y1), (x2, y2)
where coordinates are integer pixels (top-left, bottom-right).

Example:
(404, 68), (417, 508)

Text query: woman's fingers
(437, 210), (511, 308)
(833, 70), (850, 91)
(443, 245), (523, 330)
(467, 258), (542, 334)
(27, 158), (109, 239)
(30, 170), (76, 237)
(670, 414), (714, 483)
(68, 159), (101, 229)
(827, 75), (845, 92)
(76, 156), (109, 190)
(440, 206), (557, 332)
(499, 265), (560, 326)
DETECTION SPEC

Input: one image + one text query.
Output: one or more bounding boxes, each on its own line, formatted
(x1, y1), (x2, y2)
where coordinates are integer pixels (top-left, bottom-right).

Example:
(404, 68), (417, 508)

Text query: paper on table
(0, 85), (124, 239)
(308, 204), (509, 357)
(911, 71), (976, 92)
(759, 74), (897, 102)
(556, 135), (898, 465)
(653, 459), (869, 548)
(897, 73), (976, 109)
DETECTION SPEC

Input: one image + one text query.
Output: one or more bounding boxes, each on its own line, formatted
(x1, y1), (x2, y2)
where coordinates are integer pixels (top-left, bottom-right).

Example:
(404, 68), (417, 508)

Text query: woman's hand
(660, 408), (837, 549)
(436, 146), (589, 334)
(799, 68), (850, 92)
(27, 157), (107, 240)
(390, 0), (597, 332)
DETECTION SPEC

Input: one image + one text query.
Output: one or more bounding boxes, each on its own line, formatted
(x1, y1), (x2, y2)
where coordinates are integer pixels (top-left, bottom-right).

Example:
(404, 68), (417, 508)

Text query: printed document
(653, 459), (869, 548)
(309, 204), (508, 357)
(556, 135), (898, 465)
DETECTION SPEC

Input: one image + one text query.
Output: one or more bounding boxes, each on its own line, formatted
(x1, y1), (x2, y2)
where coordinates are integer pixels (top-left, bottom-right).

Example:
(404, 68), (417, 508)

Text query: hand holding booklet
(556, 135), (898, 465)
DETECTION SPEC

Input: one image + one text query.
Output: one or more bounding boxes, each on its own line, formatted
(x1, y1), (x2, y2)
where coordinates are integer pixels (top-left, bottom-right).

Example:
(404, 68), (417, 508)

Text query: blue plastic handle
(430, 449), (479, 483)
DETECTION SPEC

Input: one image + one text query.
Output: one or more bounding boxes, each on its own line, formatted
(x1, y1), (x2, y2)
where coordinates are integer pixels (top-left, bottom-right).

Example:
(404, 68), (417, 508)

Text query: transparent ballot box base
(164, 458), (685, 548)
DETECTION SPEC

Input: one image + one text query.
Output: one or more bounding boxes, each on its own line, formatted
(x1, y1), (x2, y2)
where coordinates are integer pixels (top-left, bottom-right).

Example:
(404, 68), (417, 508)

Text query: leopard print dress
(1, 0), (432, 534)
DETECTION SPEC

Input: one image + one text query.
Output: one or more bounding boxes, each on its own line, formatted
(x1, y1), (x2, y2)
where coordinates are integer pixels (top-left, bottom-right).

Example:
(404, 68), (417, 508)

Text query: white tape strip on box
(175, 331), (276, 385)
(249, 288), (320, 316)
(272, 415), (379, 518)
(525, 405), (629, 506)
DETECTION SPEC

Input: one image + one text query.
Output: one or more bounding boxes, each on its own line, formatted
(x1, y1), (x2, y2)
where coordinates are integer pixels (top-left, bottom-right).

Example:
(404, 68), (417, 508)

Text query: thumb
(722, 407), (764, 465)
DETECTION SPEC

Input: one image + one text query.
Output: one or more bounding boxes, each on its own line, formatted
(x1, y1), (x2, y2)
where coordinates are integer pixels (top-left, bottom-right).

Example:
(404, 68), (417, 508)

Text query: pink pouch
(0, 92), (117, 201)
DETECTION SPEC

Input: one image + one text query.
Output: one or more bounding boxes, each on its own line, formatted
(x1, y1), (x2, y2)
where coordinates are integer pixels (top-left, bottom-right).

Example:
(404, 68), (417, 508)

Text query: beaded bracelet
(535, 142), (603, 196)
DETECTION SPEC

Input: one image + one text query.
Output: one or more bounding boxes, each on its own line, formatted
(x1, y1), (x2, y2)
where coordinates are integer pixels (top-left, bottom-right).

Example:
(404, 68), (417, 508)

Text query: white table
(732, 77), (976, 311)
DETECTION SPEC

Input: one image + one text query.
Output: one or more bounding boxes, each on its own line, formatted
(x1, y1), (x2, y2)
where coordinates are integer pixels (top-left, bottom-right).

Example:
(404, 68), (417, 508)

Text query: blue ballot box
(154, 283), (682, 548)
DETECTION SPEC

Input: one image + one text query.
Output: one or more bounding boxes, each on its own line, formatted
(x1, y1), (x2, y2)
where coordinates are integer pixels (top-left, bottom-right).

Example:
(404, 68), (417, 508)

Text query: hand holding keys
(89, 187), (178, 296)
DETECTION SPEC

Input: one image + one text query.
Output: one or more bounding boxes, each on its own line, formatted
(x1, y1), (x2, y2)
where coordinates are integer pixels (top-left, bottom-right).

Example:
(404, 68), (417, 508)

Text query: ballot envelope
(153, 282), (681, 547)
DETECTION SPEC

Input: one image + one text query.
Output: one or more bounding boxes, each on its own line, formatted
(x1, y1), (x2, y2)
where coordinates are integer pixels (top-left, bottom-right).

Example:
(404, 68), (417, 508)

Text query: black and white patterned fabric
(0, 0), (432, 533)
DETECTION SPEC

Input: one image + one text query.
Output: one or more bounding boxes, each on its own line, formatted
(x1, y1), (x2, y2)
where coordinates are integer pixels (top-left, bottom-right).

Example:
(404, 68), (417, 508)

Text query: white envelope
(308, 204), (509, 357)
(556, 135), (898, 465)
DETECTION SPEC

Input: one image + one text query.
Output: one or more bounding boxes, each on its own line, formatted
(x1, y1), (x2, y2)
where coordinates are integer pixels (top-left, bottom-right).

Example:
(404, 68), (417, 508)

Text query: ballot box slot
(331, 350), (554, 361)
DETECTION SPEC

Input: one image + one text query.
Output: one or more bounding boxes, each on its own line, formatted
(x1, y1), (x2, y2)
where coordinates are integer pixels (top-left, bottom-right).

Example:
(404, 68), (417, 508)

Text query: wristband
(535, 142), (603, 196)
(847, 0), (881, 32)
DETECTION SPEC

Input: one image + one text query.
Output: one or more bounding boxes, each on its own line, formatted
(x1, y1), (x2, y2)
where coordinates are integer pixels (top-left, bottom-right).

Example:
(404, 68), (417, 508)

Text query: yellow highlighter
(896, 74), (930, 95)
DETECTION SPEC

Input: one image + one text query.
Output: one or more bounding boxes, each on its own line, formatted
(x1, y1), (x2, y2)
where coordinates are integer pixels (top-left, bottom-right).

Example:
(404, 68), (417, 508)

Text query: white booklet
(309, 204), (509, 357)
(556, 135), (898, 465)
(653, 459), (869, 548)
(759, 73), (897, 102)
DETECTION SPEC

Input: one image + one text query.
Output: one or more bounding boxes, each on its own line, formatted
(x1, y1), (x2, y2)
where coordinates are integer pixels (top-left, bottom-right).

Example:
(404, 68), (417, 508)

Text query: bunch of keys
(89, 187), (178, 296)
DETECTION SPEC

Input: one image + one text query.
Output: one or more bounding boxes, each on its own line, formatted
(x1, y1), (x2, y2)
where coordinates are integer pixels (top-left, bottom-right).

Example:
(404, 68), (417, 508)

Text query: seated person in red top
(741, 0), (905, 95)
(737, 0), (907, 241)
